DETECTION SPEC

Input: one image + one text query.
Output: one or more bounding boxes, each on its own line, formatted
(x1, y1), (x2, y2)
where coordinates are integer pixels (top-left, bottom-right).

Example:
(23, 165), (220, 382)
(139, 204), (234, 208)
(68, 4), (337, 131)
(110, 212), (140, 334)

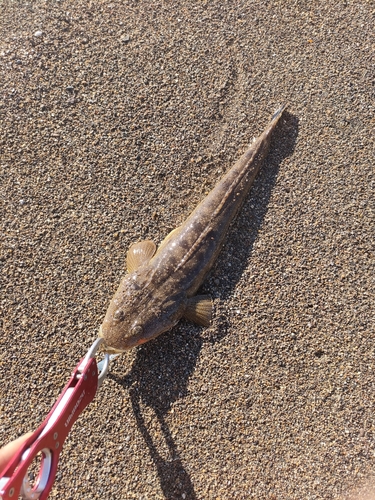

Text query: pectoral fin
(184, 295), (212, 327)
(127, 240), (156, 272)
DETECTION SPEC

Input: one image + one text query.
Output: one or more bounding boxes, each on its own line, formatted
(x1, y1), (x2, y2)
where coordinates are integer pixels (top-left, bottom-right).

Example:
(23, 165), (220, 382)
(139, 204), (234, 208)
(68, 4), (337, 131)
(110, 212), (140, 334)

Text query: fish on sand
(99, 105), (287, 353)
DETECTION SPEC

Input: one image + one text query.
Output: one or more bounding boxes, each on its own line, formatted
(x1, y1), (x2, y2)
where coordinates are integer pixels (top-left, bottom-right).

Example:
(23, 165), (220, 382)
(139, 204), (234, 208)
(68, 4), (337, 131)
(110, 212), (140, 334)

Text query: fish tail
(270, 103), (288, 124)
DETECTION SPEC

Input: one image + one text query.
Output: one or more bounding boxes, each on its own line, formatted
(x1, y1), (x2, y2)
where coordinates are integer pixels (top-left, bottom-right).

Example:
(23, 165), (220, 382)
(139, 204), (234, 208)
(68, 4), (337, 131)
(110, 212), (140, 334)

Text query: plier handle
(0, 339), (110, 500)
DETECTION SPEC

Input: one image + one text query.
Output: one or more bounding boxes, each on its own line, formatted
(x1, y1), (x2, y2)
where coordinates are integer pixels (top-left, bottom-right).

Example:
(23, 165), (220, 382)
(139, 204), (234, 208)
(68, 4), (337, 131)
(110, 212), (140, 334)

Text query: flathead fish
(99, 105), (287, 352)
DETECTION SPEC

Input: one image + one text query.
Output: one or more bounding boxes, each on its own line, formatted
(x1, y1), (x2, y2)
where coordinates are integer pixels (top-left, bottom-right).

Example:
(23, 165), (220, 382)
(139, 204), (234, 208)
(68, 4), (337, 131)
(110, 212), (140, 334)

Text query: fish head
(99, 271), (183, 352)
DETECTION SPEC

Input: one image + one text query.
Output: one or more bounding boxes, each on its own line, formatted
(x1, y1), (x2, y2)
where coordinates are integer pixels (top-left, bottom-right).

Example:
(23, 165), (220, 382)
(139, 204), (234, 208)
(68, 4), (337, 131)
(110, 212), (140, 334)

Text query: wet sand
(1, 1), (374, 498)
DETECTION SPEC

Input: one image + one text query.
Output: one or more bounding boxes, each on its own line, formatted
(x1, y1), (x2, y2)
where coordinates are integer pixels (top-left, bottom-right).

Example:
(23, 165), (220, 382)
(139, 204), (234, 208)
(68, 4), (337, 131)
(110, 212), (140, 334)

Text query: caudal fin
(270, 103), (288, 124)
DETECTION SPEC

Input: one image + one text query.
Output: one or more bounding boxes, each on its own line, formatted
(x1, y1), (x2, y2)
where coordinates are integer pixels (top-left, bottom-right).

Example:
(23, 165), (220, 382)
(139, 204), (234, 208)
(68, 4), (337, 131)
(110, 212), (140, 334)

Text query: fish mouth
(98, 325), (126, 354)
(103, 346), (126, 354)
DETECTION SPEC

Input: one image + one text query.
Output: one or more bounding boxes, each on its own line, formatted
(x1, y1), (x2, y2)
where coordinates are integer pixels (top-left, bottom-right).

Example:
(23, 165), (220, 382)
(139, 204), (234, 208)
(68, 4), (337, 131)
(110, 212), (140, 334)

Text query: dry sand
(1, 1), (374, 499)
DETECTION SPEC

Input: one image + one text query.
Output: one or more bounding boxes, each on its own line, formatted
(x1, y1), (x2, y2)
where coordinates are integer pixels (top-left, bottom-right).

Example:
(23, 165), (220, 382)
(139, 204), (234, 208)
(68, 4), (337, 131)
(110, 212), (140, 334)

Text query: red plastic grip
(0, 356), (98, 499)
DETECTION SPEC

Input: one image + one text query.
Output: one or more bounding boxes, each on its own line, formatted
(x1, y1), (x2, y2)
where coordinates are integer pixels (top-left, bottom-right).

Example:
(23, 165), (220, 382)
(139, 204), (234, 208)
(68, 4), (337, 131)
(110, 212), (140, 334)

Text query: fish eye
(131, 325), (143, 337)
(113, 309), (125, 323)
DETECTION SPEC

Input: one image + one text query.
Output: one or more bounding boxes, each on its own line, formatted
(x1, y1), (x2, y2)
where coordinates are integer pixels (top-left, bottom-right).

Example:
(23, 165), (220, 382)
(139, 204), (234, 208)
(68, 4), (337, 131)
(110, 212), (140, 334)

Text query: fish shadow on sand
(207, 110), (299, 342)
(110, 328), (202, 499)
(109, 111), (298, 499)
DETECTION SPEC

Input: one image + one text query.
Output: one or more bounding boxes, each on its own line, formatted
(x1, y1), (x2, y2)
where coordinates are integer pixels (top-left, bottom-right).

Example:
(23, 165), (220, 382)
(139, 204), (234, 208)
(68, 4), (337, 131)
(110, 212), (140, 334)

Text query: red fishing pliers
(0, 339), (114, 499)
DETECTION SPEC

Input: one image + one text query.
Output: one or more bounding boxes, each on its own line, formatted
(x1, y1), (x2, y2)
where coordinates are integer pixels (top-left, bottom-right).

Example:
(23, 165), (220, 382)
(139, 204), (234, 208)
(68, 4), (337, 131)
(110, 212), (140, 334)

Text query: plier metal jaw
(0, 339), (110, 500)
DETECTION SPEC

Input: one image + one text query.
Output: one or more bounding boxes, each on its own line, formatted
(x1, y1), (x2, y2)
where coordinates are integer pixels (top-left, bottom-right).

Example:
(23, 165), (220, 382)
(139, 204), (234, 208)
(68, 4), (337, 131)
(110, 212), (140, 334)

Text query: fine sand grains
(1, 1), (374, 499)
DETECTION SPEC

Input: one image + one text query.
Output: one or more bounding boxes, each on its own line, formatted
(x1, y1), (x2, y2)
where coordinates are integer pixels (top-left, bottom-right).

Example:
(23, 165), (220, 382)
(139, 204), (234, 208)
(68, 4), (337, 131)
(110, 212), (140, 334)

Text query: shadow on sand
(109, 111), (298, 499)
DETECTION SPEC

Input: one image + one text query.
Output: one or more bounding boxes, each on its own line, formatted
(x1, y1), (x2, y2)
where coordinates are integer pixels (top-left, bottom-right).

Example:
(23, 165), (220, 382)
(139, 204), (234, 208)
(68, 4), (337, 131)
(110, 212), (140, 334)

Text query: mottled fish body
(99, 105), (286, 352)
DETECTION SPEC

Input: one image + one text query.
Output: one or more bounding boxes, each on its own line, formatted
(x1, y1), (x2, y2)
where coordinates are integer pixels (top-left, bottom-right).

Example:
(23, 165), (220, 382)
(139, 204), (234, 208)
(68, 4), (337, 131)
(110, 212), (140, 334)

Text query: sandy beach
(1, 1), (374, 498)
